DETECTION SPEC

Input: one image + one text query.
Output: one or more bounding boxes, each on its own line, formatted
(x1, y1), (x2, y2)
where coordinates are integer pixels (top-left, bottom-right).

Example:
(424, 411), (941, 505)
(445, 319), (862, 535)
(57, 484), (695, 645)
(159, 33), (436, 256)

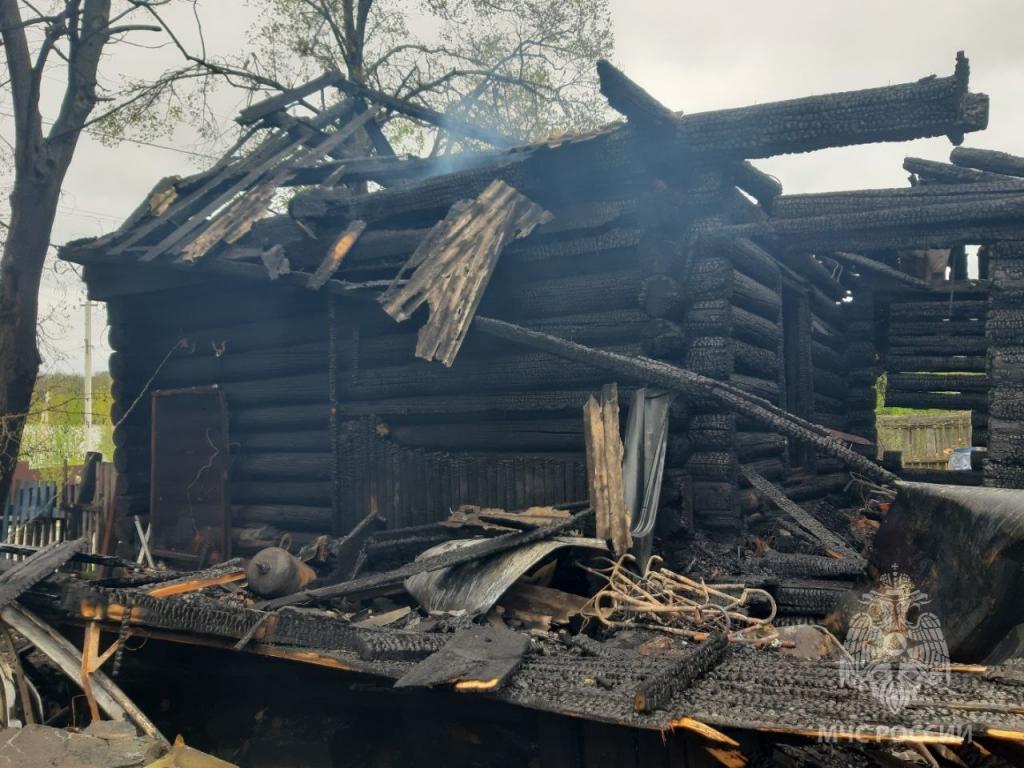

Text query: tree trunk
(0, 180), (62, 507)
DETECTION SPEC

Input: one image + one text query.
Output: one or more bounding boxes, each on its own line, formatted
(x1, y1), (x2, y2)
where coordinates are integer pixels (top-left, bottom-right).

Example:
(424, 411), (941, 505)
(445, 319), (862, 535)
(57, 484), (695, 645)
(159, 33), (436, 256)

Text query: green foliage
(20, 373), (114, 477)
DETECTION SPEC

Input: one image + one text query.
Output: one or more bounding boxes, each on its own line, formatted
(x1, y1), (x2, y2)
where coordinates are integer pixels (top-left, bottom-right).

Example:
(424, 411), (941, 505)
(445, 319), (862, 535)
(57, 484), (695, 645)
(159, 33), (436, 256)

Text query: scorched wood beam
(290, 53), (986, 227)
(703, 194), (1024, 252)
(903, 157), (1014, 185)
(596, 59), (782, 205)
(471, 317), (897, 485)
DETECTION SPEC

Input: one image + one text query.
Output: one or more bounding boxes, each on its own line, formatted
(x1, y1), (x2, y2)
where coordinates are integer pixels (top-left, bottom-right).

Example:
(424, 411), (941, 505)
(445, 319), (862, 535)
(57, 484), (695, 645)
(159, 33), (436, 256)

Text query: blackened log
(884, 393), (987, 411)
(472, 317), (896, 484)
(889, 335), (987, 354)
(290, 54), (986, 226)
(235, 70), (344, 125)
(595, 59), (781, 204)
(384, 419), (584, 453)
(232, 504), (334, 531)
(730, 374), (780, 404)
(736, 432), (787, 461)
(888, 300), (987, 320)
(887, 355), (986, 374)
(231, 481), (333, 507)
(504, 270), (643, 320)
(633, 634), (729, 713)
(611, 51), (985, 159)
(830, 251), (929, 290)
(771, 180), (1024, 219)
(722, 238), (782, 288)
(0, 539), (87, 609)
(705, 194), (1024, 253)
(772, 579), (852, 616)
(951, 146), (1024, 177)
(904, 157), (1015, 185)
(234, 453), (333, 481)
(233, 431), (332, 453)
(783, 472), (850, 502)
(753, 550), (865, 580)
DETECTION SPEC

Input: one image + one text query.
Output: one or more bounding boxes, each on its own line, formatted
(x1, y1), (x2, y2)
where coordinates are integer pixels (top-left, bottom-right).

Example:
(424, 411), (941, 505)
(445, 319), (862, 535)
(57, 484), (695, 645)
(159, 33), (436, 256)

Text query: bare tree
(0, 0), (214, 505)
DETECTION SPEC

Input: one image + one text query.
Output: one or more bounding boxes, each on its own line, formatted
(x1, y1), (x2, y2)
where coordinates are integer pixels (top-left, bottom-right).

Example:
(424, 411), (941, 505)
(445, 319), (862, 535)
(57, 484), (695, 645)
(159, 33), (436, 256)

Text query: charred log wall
(97, 160), (695, 545)
(986, 242), (1024, 488)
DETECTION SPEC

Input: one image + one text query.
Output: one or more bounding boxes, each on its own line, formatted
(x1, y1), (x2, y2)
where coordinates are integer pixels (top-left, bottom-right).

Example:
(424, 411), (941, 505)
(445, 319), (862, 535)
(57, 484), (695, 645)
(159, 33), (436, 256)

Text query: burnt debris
(7, 51), (1021, 764)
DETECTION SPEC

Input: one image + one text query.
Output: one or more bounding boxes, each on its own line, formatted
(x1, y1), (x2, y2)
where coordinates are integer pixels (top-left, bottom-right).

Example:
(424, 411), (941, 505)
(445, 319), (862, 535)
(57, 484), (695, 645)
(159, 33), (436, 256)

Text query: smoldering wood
(235, 69), (344, 126)
(332, 74), (515, 148)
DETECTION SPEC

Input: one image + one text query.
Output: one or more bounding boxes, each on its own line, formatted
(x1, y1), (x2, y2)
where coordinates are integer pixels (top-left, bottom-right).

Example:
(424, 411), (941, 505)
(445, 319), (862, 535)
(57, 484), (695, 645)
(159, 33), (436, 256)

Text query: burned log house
(42, 53), (1024, 763)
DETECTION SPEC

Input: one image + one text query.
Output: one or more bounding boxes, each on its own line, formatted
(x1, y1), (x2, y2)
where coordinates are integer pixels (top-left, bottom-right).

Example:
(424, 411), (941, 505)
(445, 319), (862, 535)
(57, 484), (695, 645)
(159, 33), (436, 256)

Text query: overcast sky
(8, 0), (1023, 374)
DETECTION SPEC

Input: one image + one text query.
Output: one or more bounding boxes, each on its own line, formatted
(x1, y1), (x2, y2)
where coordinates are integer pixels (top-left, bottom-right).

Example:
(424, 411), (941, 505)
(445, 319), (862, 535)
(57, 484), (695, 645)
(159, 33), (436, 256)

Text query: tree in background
(0, 1), (222, 506)
(247, 0), (613, 150)
(104, 0), (614, 154)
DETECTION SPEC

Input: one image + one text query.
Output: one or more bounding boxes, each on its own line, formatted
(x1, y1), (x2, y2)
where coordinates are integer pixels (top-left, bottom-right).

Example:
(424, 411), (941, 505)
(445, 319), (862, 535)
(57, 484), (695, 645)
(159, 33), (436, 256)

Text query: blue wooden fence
(2, 479), (59, 545)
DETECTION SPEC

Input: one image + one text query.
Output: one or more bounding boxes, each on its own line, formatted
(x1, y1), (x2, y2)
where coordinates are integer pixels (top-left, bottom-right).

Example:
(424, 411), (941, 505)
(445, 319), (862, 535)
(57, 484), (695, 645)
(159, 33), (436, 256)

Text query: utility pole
(83, 300), (94, 452)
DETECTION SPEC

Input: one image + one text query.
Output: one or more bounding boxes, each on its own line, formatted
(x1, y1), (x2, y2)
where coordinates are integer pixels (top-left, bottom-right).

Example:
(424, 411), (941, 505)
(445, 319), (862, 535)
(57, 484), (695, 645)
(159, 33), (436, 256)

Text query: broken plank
(584, 383), (631, 556)
(0, 539), (86, 609)
(740, 466), (864, 564)
(394, 624), (528, 691)
(236, 69), (344, 126)
(0, 604), (166, 744)
(379, 179), (552, 366)
(308, 220), (367, 289)
(146, 569), (247, 598)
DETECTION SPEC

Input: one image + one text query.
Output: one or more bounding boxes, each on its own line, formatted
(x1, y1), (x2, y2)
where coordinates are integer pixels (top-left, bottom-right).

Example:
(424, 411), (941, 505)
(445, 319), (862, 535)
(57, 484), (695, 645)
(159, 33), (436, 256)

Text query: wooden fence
(876, 412), (973, 468)
(2, 463), (117, 555)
